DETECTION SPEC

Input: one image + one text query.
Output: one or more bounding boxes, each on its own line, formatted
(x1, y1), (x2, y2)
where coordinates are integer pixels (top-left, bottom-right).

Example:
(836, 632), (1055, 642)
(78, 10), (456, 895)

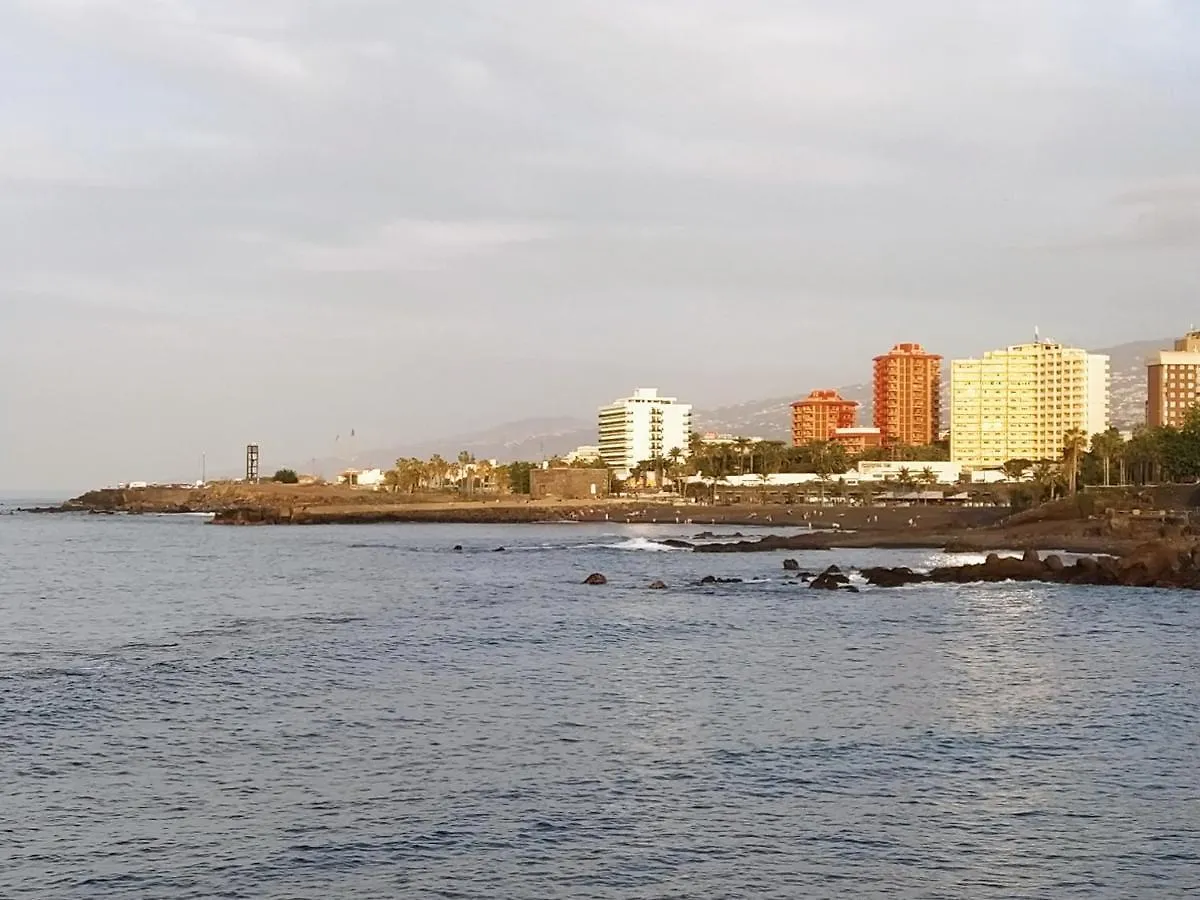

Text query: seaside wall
(530, 468), (610, 500)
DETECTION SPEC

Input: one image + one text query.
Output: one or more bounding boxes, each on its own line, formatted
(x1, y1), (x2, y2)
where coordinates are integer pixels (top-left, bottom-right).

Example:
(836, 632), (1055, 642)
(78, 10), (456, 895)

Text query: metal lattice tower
(246, 444), (260, 483)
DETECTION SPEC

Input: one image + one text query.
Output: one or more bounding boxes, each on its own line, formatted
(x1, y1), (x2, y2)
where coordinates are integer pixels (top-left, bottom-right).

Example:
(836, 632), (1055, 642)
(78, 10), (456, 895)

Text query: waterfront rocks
(699, 575), (742, 585)
(648, 580), (668, 590)
(856, 540), (1200, 591)
(810, 565), (852, 590)
(862, 566), (924, 588)
(783, 559), (800, 571)
(583, 573), (607, 585)
(696, 534), (833, 553)
(660, 539), (694, 549)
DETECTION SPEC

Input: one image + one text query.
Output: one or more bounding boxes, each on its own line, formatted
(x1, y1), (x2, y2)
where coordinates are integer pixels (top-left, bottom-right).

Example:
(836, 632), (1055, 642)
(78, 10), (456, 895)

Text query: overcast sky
(2, 1), (1199, 490)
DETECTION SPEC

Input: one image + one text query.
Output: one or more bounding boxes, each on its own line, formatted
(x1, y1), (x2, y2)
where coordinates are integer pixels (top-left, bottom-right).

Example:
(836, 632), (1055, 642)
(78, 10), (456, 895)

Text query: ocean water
(2, 510), (1198, 899)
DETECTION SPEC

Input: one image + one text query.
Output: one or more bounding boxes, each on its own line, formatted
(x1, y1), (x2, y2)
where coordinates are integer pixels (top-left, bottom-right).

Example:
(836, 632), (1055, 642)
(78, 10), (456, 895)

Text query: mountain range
(316, 337), (1167, 473)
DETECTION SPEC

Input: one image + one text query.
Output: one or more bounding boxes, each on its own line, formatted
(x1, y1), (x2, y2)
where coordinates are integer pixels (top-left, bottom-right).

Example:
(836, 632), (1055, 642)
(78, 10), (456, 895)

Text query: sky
(2, 0), (1199, 490)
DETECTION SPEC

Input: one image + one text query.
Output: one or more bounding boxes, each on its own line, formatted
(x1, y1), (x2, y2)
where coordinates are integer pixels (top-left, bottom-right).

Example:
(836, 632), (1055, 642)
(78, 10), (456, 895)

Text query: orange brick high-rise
(872, 343), (942, 446)
(791, 390), (858, 446)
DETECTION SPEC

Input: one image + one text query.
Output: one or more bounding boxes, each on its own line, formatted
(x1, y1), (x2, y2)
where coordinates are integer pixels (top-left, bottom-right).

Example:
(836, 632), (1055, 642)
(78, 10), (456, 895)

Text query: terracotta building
(830, 427), (883, 456)
(791, 390), (858, 446)
(873, 342), (942, 446)
(1147, 331), (1200, 428)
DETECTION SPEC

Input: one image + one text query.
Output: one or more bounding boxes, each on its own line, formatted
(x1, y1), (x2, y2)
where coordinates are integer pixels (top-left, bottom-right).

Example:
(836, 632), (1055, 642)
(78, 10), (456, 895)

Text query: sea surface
(2, 505), (1199, 898)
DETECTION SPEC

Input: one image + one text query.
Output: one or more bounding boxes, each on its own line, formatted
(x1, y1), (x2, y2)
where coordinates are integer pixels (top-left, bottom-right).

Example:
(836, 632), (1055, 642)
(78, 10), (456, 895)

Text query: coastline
(41, 484), (1170, 558)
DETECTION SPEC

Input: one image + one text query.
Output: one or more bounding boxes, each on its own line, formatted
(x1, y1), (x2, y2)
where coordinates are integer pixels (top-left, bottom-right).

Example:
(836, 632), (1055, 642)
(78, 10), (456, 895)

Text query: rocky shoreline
(581, 543), (1200, 594)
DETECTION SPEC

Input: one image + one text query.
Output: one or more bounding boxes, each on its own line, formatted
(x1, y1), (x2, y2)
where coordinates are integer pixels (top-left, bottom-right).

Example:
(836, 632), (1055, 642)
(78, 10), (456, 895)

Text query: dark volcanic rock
(660, 539), (694, 549)
(810, 565), (851, 590)
(695, 534), (832, 553)
(862, 566), (926, 588)
(699, 575), (742, 585)
(862, 539), (1200, 592)
(648, 580), (668, 590)
(583, 573), (607, 585)
(783, 559), (800, 571)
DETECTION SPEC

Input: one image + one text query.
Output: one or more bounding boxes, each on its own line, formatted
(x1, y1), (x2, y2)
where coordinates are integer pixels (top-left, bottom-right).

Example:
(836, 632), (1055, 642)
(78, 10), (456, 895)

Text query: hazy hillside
(314, 337), (1169, 472)
(1096, 338), (1169, 429)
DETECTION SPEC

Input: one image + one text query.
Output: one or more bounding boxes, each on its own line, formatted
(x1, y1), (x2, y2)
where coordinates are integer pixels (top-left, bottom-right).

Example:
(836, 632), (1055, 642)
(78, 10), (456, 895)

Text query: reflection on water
(2, 514), (1198, 899)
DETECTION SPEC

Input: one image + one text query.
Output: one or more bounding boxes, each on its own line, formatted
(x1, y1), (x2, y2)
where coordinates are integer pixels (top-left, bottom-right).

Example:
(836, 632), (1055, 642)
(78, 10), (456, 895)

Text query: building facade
(1147, 331), (1200, 428)
(830, 427), (883, 456)
(872, 342), (942, 446)
(791, 390), (859, 446)
(530, 467), (610, 500)
(950, 340), (1110, 467)
(597, 388), (693, 477)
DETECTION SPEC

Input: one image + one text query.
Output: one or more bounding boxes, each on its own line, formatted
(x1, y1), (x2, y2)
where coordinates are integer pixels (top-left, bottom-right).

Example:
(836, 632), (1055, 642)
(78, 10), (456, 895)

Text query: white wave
(605, 537), (680, 552)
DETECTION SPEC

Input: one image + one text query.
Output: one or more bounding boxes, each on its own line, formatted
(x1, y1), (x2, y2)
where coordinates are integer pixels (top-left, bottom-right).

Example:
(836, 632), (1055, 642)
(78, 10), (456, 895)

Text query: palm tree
(1032, 459), (1060, 501)
(474, 459), (495, 493)
(1124, 428), (1161, 485)
(667, 447), (684, 494)
(1062, 428), (1088, 494)
(394, 457), (427, 494)
(457, 450), (475, 496)
(895, 466), (916, 491)
(916, 466), (938, 504)
(733, 437), (752, 474)
(428, 454), (449, 489)
(757, 470), (772, 504)
(1089, 428), (1124, 487)
(759, 440), (787, 478)
(1002, 458), (1032, 482)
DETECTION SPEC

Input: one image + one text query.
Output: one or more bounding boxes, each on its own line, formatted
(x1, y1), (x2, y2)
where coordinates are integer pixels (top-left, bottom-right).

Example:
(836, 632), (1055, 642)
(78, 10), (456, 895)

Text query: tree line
(369, 415), (1200, 501)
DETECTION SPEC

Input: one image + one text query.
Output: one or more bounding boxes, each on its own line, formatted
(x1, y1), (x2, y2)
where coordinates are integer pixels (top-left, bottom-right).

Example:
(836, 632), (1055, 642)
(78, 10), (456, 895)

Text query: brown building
(791, 390), (858, 446)
(530, 467), (610, 500)
(830, 427), (883, 456)
(1147, 331), (1200, 427)
(873, 342), (942, 446)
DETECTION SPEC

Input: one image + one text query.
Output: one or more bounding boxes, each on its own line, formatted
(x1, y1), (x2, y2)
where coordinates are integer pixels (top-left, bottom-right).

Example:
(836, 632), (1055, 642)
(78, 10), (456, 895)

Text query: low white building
(855, 460), (963, 484)
(338, 468), (386, 488)
(690, 460), (970, 489)
(564, 445), (603, 465)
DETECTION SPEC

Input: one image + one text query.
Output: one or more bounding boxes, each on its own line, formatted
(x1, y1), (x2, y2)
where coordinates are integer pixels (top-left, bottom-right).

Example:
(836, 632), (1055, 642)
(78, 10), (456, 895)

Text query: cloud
(243, 219), (556, 273)
(16, 0), (324, 93)
(3, 0), (1200, 488)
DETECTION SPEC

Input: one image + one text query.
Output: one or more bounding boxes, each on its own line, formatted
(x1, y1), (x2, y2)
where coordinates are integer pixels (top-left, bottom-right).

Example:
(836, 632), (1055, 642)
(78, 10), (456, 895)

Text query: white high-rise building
(597, 388), (693, 477)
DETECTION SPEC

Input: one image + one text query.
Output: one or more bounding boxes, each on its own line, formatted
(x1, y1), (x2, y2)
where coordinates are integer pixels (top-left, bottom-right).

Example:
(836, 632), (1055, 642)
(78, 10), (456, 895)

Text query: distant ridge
(315, 337), (1170, 471)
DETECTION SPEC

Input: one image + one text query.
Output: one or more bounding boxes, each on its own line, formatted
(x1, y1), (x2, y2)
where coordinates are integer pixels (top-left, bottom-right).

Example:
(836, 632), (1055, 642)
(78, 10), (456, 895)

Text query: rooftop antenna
(1034, 325), (1040, 343)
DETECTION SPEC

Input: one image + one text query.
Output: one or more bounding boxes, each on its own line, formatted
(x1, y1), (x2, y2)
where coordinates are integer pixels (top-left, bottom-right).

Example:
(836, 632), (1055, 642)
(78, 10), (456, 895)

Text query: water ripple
(2, 516), (1199, 898)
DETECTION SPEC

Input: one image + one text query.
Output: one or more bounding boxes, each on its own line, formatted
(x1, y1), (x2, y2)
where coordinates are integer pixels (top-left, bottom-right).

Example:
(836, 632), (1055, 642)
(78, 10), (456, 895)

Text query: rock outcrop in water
(810, 565), (855, 591)
(583, 573), (607, 585)
(860, 543), (1200, 590)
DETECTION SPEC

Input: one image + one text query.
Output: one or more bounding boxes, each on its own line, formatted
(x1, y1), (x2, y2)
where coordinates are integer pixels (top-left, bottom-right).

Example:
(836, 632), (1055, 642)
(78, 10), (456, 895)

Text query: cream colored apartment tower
(950, 341), (1110, 467)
